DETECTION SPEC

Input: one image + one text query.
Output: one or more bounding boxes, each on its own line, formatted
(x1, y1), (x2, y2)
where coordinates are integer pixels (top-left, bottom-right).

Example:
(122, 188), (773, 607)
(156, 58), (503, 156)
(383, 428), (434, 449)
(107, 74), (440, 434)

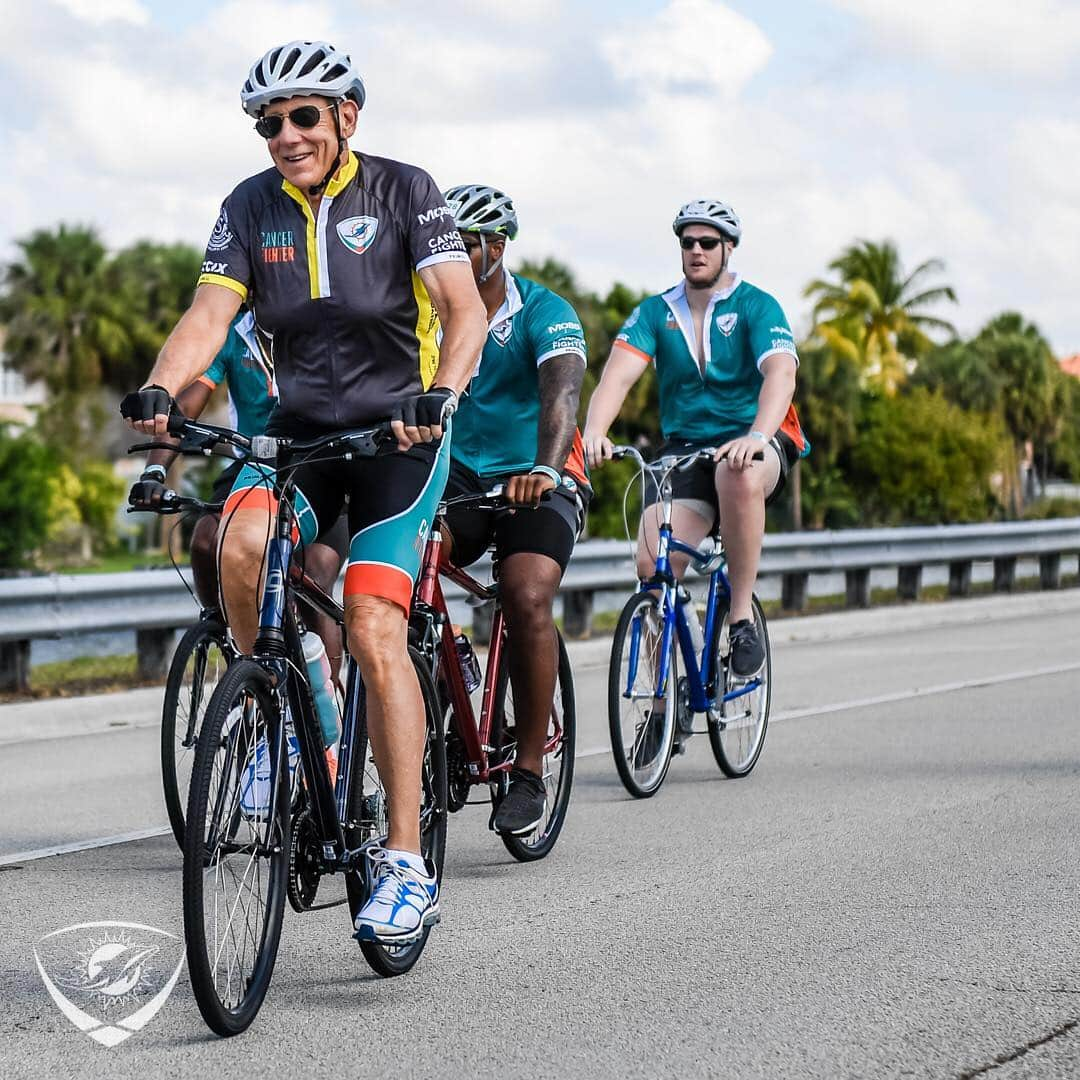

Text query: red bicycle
(411, 486), (576, 861)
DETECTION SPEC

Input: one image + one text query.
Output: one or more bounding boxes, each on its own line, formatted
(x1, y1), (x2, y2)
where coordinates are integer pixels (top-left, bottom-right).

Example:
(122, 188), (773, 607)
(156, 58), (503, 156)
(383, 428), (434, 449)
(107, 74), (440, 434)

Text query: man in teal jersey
(439, 184), (588, 836)
(128, 310), (346, 666)
(584, 199), (808, 681)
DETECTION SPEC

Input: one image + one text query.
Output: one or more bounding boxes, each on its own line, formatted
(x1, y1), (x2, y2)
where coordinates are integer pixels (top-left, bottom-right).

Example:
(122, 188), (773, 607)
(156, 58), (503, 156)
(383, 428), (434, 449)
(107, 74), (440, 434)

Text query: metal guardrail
(2, 518), (1079, 691)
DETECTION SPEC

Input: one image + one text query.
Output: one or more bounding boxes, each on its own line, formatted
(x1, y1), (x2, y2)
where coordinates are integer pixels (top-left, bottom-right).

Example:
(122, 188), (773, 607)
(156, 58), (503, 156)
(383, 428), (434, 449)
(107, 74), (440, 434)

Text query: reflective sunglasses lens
(255, 115), (283, 139)
(290, 105), (323, 129)
(680, 236), (722, 250)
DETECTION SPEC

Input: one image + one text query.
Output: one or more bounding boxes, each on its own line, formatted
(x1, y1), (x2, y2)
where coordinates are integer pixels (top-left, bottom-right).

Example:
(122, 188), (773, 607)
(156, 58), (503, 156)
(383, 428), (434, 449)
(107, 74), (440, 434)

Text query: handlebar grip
(166, 411), (188, 436)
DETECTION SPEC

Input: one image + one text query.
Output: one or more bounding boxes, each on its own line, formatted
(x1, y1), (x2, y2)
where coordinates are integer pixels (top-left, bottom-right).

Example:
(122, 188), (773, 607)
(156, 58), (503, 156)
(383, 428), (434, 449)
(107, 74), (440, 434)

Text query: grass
(61, 551), (181, 575)
(1, 654), (162, 704)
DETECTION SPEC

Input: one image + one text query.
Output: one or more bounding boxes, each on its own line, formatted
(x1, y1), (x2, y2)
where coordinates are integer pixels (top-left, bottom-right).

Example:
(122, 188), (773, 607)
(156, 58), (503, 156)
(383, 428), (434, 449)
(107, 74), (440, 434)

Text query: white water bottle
(301, 631), (340, 747)
(678, 587), (705, 658)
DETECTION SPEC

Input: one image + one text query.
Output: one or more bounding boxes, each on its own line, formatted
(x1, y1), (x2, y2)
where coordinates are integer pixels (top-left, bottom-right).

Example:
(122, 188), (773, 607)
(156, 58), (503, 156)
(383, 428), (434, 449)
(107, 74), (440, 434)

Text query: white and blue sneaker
(353, 846), (440, 944)
(239, 731), (300, 820)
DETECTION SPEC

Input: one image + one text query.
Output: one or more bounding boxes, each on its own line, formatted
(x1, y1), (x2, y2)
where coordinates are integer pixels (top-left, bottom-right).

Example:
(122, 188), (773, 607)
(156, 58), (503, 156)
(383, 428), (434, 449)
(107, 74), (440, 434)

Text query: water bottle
(453, 632), (482, 693)
(301, 631), (340, 747)
(678, 586), (705, 658)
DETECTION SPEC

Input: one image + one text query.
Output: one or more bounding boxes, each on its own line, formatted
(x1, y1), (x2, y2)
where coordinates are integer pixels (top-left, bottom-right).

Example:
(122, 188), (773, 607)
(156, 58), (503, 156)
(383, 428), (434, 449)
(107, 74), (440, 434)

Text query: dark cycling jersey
(197, 151), (468, 428)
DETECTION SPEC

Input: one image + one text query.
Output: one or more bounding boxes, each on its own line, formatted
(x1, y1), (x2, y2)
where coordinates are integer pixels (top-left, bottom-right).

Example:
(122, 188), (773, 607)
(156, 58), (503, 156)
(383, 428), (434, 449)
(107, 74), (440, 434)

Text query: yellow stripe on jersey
(197, 274), (249, 301)
(411, 270), (440, 389)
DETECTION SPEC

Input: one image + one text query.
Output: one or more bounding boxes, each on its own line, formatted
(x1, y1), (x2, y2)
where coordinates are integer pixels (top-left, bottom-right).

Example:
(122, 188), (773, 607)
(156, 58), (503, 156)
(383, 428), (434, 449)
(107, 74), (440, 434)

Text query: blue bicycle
(607, 445), (771, 798)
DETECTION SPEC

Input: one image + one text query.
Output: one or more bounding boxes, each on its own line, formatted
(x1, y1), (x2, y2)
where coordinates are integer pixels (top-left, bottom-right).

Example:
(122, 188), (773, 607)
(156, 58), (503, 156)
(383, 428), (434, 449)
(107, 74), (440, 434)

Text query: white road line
(771, 661), (1080, 723)
(6, 661), (1079, 867)
(0, 827), (171, 867)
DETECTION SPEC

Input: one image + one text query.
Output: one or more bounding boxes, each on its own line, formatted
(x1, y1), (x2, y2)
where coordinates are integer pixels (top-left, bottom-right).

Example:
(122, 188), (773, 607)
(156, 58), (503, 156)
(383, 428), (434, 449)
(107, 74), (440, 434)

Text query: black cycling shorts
(441, 460), (586, 573)
(643, 431), (799, 525)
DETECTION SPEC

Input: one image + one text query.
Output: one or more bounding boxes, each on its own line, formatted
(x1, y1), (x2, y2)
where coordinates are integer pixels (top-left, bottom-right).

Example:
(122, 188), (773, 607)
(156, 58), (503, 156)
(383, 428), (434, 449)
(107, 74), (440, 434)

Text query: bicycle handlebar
(126, 491), (224, 516)
(438, 483), (554, 515)
(611, 445), (764, 469)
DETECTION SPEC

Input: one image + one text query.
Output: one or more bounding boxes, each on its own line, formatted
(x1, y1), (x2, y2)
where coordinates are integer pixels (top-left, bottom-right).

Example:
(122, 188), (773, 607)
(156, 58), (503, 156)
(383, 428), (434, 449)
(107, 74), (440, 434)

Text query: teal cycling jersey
(615, 275), (807, 452)
(198, 311), (275, 438)
(451, 272), (590, 486)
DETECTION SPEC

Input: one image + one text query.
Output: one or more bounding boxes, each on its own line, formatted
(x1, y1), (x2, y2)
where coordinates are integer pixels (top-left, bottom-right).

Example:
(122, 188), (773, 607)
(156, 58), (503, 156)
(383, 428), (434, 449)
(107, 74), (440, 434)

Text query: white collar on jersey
(488, 268), (523, 331)
(663, 272), (742, 307)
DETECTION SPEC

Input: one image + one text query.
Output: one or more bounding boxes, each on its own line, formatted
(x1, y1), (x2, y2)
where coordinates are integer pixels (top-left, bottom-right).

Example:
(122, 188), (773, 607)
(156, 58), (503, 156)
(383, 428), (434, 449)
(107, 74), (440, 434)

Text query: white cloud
(833, 0), (1080, 78)
(601, 0), (773, 99)
(54, 0), (149, 25)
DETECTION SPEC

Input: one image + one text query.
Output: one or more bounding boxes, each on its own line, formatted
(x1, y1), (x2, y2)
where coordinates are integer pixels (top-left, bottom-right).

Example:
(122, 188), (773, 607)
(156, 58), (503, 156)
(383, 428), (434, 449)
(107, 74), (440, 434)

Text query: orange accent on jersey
(196, 375), (218, 389)
(563, 430), (590, 488)
(223, 485), (277, 518)
(344, 562), (414, 612)
(613, 340), (654, 364)
(779, 403), (807, 454)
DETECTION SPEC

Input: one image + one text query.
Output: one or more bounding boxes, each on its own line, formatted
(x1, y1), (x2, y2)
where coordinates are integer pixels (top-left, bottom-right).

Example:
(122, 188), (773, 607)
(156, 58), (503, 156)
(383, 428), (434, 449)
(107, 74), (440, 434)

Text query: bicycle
(134, 491), (235, 849)
(131, 414), (447, 1036)
(606, 445), (771, 798)
(411, 485), (576, 862)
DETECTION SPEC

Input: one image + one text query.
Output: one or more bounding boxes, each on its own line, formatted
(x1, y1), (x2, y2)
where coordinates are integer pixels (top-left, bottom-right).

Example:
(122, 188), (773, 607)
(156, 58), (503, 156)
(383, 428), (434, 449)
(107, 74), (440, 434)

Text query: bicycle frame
(628, 458), (764, 717)
(413, 521), (563, 786)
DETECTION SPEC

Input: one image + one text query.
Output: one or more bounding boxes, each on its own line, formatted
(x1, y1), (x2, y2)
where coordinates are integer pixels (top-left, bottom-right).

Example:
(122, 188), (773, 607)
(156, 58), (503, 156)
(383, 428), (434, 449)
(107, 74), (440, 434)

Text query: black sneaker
(493, 768), (546, 836)
(632, 710), (663, 769)
(728, 620), (765, 679)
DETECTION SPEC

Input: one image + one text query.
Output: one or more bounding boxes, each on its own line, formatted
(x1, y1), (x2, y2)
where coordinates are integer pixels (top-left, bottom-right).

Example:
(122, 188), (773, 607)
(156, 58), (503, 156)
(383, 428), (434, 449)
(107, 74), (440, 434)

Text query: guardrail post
(948, 560), (972, 597)
(781, 572), (808, 611)
(136, 628), (173, 681)
(563, 590), (594, 640)
(1039, 553), (1061, 590)
(845, 569), (870, 608)
(898, 564), (922, 601)
(993, 556), (1016, 592)
(0, 639), (31, 694)
(470, 601), (495, 647)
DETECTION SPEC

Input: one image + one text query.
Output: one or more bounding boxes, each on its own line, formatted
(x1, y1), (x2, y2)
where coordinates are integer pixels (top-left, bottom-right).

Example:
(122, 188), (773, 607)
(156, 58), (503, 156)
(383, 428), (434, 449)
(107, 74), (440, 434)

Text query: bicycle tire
(491, 628), (576, 862)
(183, 659), (289, 1036)
(161, 617), (231, 848)
(345, 645), (447, 978)
(707, 595), (771, 778)
(608, 592), (677, 798)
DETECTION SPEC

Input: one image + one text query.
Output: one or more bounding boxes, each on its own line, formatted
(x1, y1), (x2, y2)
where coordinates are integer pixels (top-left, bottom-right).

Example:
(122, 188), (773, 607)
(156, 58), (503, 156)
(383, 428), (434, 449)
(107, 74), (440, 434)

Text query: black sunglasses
(254, 103), (335, 139)
(679, 235), (724, 251)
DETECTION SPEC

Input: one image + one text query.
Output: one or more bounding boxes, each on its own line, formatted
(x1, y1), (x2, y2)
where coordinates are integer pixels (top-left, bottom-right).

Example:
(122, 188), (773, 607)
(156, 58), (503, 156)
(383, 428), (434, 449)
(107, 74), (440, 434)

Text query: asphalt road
(1, 590), (1078, 1078)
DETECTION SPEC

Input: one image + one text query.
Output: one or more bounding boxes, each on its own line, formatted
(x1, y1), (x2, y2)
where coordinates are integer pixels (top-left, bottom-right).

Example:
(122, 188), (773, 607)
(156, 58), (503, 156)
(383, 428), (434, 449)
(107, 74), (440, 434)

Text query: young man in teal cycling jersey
(584, 199), (808, 681)
(128, 310), (346, 674)
(439, 184), (588, 836)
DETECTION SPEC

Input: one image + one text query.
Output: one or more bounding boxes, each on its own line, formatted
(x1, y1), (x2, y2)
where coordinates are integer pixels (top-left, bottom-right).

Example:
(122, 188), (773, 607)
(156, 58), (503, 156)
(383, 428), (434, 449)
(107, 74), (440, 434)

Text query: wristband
(529, 465), (562, 486)
(141, 465), (167, 482)
(748, 430), (769, 443)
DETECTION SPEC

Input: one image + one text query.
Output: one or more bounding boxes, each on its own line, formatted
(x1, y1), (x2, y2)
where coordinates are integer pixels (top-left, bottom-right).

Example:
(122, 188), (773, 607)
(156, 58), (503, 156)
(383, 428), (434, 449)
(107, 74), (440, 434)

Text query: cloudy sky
(2, 0), (1078, 354)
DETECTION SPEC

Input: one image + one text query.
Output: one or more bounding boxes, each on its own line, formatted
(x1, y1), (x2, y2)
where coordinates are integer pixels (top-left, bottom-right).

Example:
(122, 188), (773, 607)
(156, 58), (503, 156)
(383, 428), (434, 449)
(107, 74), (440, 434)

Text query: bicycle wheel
(183, 659), (289, 1036)
(345, 646), (447, 978)
(490, 627), (576, 862)
(608, 592), (677, 798)
(161, 617), (231, 848)
(708, 595), (771, 777)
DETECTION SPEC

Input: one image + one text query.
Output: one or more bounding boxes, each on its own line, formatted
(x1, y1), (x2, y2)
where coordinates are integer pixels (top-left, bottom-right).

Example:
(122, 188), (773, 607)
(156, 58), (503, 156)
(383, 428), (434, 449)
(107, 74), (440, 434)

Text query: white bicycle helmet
(443, 184), (519, 241)
(241, 40), (365, 116)
(673, 199), (741, 246)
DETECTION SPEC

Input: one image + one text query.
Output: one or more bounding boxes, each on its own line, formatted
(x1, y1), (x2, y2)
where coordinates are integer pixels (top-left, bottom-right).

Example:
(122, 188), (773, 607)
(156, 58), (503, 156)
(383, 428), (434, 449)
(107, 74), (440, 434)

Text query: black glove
(119, 384), (173, 424)
(393, 387), (458, 430)
(128, 467), (168, 509)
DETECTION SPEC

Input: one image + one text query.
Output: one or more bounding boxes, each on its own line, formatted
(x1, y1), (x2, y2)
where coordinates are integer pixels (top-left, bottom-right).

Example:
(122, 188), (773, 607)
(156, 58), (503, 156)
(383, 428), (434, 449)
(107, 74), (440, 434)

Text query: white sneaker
(352, 846), (440, 944)
(239, 732), (300, 819)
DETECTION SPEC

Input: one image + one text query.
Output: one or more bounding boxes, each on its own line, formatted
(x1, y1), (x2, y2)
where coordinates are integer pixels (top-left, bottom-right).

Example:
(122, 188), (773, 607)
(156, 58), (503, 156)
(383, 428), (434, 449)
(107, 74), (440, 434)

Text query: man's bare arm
(536, 354), (585, 471)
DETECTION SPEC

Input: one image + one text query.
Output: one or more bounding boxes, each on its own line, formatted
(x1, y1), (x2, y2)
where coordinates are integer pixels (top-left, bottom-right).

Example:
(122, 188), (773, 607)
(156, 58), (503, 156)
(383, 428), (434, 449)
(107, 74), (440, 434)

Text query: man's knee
(501, 567), (558, 634)
(345, 597), (407, 676)
(190, 515), (219, 565)
(218, 512), (271, 583)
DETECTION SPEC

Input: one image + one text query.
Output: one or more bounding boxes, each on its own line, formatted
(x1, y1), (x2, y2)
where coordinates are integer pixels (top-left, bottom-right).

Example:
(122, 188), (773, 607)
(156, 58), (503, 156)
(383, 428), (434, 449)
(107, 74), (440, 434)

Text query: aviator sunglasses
(679, 235), (724, 251)
(254, 103), (335, 139)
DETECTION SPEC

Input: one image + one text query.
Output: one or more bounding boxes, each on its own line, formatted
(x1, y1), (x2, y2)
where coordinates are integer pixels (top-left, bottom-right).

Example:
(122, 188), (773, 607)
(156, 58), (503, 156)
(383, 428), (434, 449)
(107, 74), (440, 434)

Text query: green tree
(0, 427), (55, 569)
(0, 225), (133, 458)
(849, 389), (1005, 525)
(804, 240), (957, 394)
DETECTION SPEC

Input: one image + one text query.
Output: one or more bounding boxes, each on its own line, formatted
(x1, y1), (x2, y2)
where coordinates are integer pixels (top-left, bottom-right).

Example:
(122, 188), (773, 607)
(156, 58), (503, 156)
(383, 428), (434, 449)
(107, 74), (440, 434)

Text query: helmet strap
(307, 101), (346, 197)
(477, 233), (504, 284)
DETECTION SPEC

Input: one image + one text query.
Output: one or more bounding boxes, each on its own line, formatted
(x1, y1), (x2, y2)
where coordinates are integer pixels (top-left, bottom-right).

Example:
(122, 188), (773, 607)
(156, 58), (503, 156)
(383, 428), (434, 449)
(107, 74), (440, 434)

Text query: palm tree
(804, 240), (957, 394)
(0, 225), (134, 457)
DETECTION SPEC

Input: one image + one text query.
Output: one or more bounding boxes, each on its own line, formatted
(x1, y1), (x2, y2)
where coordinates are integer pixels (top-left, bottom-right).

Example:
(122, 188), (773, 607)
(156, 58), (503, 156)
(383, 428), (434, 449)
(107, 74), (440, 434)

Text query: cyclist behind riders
(121, 41), (487, 945)
(439, 184), (588, 836)
(583, 199), (808, 679)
